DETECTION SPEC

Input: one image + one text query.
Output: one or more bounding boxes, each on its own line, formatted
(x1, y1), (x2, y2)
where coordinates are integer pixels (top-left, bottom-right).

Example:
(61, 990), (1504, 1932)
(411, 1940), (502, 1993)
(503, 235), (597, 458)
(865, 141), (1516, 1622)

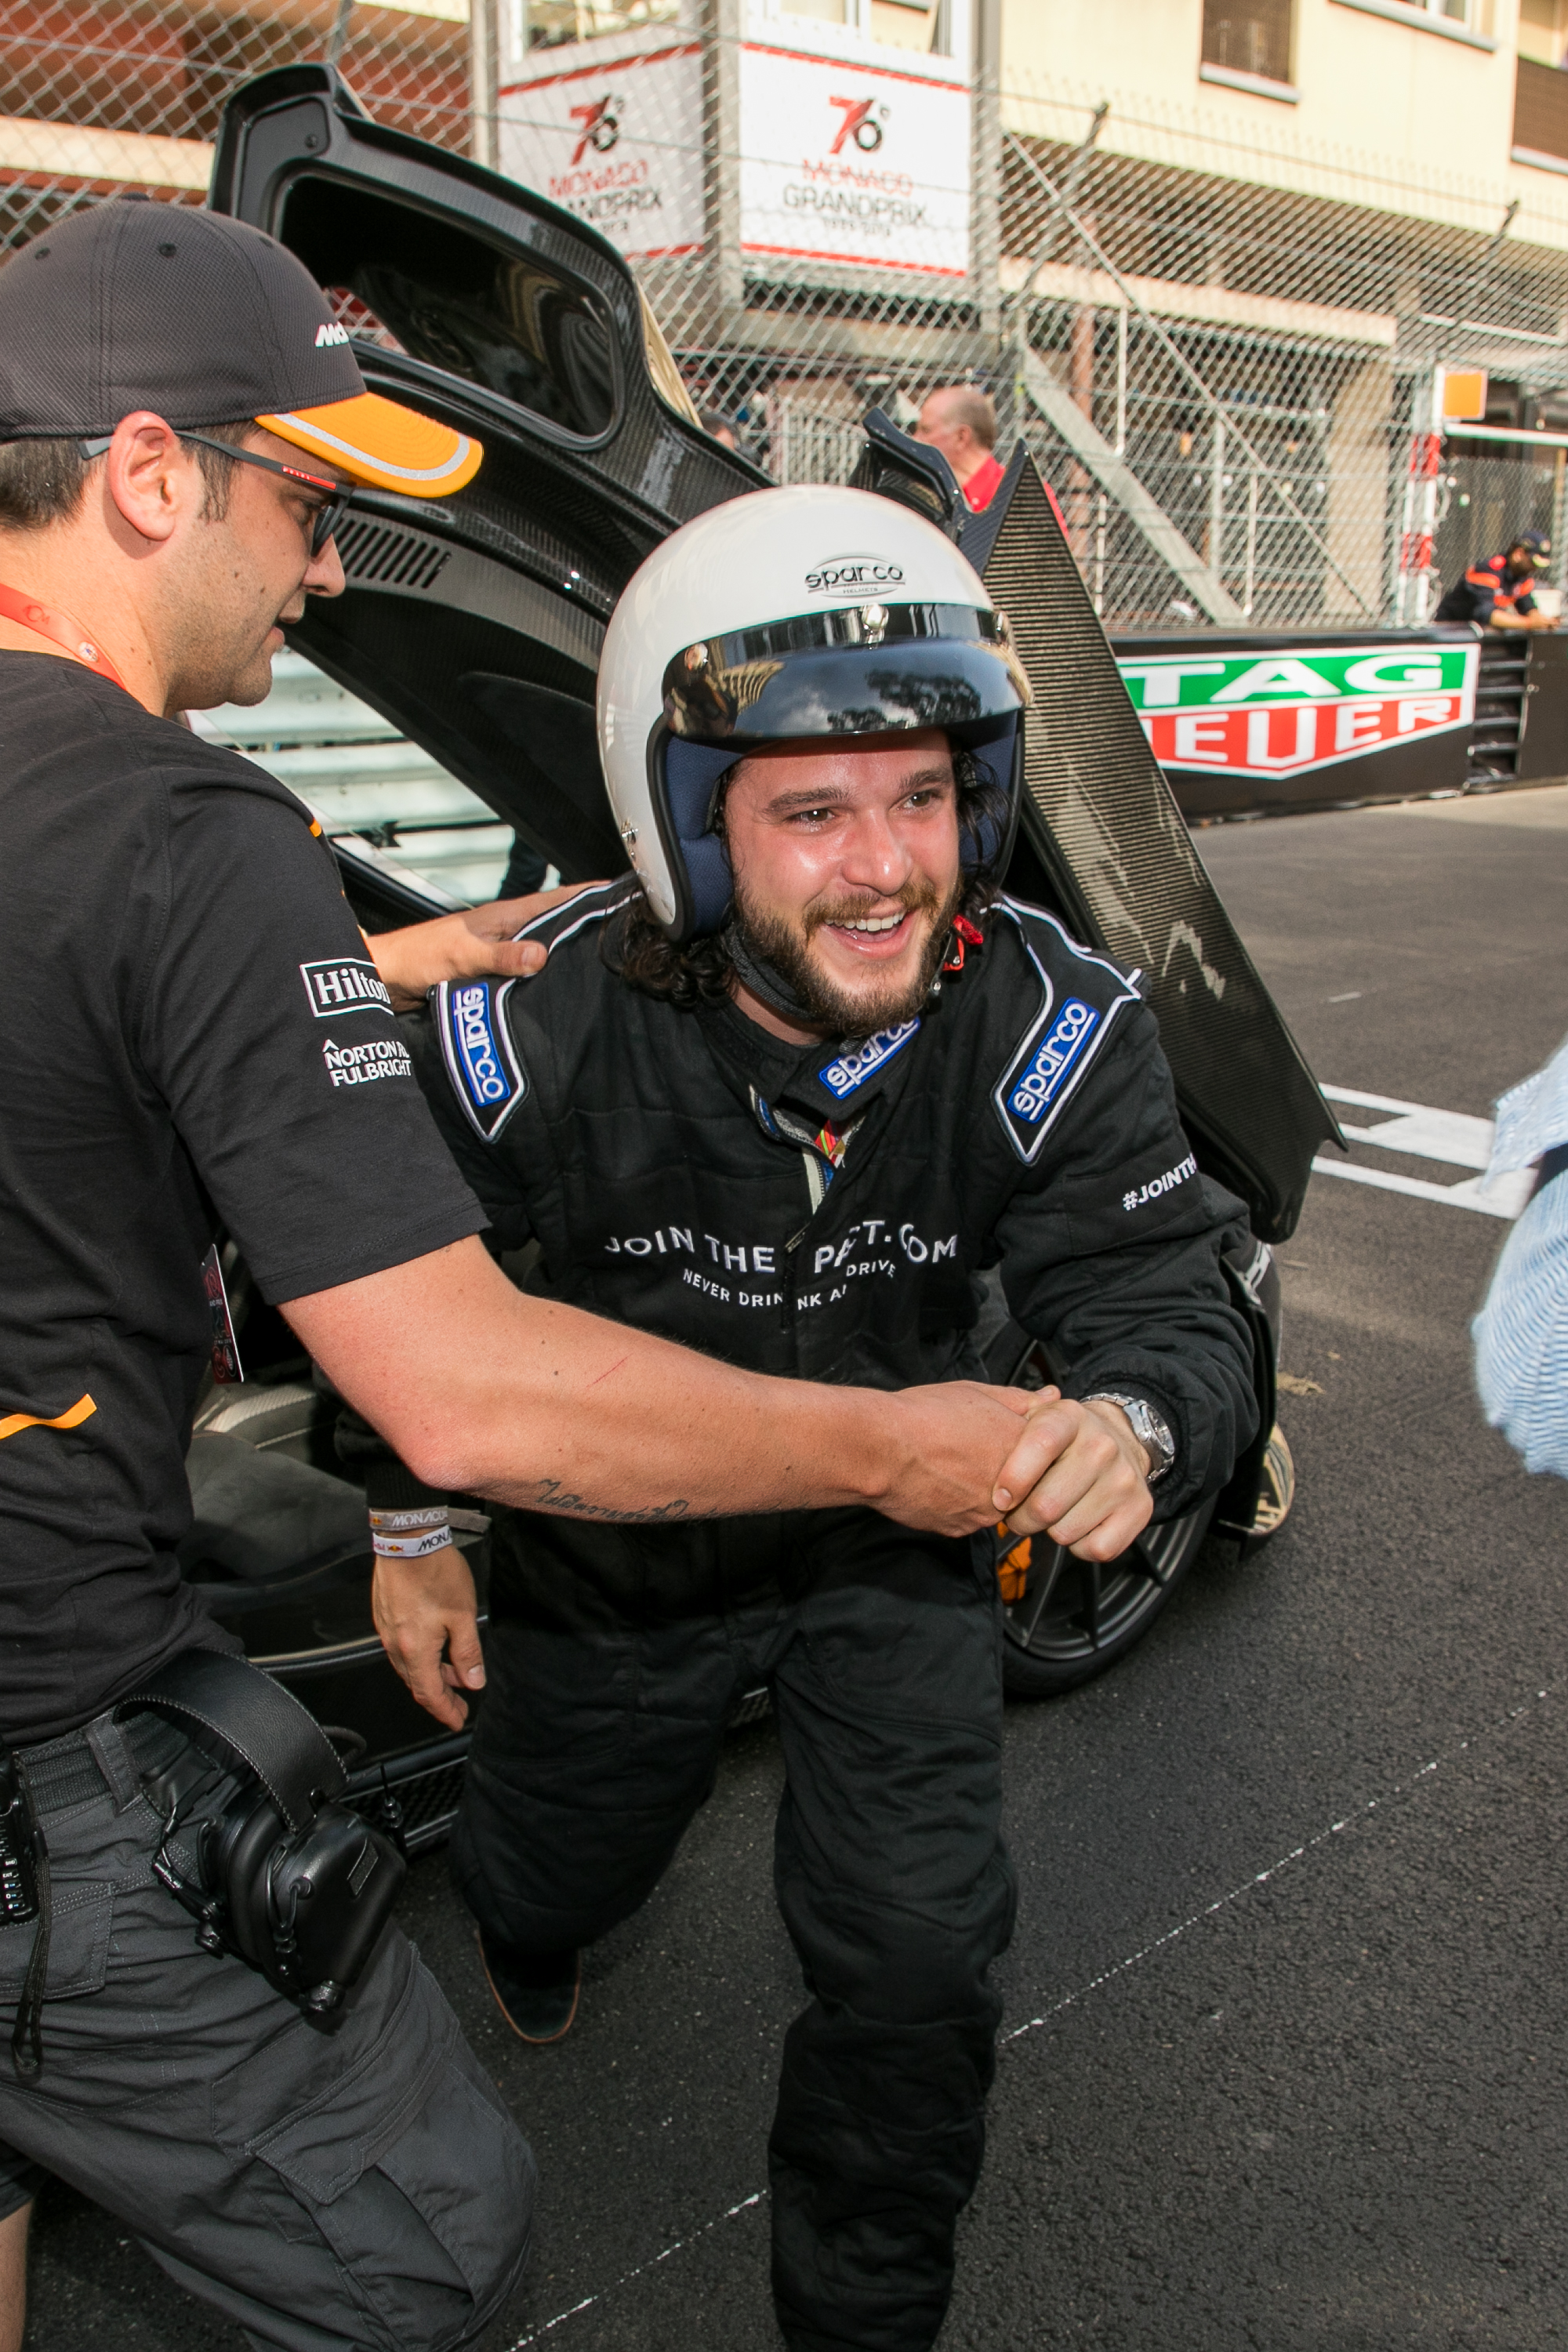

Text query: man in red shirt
(913, 383), (1004, 512)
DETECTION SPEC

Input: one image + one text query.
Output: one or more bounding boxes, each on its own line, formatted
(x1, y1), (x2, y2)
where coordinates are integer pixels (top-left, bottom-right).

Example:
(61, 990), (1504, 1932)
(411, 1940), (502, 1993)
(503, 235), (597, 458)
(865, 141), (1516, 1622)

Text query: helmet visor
(661, 601), (1030, 752)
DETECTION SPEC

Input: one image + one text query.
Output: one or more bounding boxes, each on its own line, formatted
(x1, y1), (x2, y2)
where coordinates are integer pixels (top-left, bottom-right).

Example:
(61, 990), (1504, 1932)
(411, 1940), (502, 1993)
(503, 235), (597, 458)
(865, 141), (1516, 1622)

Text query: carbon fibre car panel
(976, 453), (1340, 1240)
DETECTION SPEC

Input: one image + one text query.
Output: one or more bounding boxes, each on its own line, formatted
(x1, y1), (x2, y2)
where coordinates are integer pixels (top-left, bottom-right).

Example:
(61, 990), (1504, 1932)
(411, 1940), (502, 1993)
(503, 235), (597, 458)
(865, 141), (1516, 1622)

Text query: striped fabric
(1473, 1033), (1568, 1475)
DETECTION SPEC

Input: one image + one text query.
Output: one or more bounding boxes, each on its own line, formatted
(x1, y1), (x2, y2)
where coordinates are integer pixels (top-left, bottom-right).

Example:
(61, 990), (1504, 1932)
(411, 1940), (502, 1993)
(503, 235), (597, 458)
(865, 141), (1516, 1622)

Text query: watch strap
(1083, 1391), (1176, 1483)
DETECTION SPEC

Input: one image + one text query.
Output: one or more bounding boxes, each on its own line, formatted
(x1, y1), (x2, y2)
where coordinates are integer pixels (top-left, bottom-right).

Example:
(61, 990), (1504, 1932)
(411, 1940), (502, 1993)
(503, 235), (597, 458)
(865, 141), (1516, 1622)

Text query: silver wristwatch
(1083, 1392), (1176, 1484)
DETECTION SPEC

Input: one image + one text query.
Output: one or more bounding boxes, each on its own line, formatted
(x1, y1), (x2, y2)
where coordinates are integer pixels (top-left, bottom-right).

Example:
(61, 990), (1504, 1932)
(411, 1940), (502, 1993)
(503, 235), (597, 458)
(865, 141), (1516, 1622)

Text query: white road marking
(1314, 1084), (1533, 1220)
(506, 2194), (767, 2348)
(1001, 1681), (1555, 2049)
(506, 1679), (1558, 2349)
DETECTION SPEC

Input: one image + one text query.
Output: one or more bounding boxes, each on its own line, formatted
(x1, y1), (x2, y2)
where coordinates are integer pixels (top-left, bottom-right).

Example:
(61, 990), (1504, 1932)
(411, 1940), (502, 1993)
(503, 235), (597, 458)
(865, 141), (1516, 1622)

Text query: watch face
(1129, 1400), (1174, 1476)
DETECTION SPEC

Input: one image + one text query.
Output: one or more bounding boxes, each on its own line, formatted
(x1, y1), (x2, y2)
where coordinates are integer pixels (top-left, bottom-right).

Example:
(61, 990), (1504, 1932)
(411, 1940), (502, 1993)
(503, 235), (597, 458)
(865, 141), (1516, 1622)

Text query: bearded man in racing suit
(365, 486), (1258, 2352)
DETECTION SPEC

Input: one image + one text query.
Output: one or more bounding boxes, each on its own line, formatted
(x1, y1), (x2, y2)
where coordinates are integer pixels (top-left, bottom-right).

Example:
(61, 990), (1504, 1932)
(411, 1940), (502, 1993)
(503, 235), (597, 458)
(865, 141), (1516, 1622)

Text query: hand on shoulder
(368, 884), (597, 1010)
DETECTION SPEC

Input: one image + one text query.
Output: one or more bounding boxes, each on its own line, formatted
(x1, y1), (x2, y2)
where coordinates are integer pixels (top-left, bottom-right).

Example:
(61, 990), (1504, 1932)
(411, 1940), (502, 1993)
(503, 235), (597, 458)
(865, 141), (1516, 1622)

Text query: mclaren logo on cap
(314, 322), (350, 348)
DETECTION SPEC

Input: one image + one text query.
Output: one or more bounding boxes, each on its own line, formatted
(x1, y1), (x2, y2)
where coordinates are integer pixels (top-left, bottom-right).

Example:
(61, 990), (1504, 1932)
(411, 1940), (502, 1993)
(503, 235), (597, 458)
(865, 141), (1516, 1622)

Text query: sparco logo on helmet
(804, 554), (906, 595)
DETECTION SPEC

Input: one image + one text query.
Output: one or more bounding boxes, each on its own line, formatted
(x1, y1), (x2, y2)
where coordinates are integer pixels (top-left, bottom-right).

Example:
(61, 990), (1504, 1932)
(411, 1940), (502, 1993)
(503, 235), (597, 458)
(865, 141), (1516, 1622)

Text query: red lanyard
(0, 583), (128, 690)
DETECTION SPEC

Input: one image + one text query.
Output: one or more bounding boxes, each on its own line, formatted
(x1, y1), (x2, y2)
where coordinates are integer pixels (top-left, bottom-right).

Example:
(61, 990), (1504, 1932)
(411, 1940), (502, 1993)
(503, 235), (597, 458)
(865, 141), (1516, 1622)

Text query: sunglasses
(81, 432), (354, 559)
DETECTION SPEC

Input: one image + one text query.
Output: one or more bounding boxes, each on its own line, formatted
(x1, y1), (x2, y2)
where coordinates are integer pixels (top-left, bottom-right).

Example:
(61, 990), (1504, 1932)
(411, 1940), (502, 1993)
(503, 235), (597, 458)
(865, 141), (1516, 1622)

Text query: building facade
(7, 0), (1568, 635)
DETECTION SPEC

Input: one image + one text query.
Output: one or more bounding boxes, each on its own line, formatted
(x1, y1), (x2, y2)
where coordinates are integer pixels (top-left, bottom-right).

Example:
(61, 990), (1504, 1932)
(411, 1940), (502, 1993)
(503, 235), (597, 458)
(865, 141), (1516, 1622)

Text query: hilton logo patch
(437, 979), (526, 1141)
(299, 958), (393, 1020)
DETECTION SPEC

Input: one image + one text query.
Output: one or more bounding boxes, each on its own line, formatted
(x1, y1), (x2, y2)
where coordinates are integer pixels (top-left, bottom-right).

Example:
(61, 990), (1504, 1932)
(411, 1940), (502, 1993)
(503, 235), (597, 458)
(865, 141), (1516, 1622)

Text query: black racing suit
(390, 883), (1258, 2352)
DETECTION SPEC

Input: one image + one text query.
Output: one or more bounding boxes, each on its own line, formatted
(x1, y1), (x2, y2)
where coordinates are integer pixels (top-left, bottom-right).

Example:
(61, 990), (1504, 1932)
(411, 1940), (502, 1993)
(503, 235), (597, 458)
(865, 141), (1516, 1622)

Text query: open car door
(209, 62), (767, 898)
(212, 62), (1335, 1244)
(203, 63), (1332, 1740)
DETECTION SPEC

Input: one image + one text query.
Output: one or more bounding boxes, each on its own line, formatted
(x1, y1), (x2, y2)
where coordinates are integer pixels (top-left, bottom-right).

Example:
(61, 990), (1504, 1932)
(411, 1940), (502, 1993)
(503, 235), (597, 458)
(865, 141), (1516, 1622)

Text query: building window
(520, 0), (683, 50)
(1396, 1), (1474, 22)
(1519, 0), (1566, 66)
(1515, 56), (1568, 159)
(1200, 2), (1294, 88)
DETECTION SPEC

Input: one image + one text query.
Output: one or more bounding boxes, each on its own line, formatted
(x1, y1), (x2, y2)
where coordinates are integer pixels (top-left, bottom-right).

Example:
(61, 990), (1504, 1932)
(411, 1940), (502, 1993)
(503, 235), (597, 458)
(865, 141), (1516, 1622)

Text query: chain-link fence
(10, 5), (1568, 641)
(487, 29), (1568, 633)
(0, 0), (474, 253)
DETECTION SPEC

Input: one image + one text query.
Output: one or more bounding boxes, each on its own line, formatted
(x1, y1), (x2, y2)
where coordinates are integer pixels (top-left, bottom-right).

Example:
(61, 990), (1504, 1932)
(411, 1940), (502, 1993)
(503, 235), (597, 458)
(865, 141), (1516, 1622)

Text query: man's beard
(731, 869), (961, 1036)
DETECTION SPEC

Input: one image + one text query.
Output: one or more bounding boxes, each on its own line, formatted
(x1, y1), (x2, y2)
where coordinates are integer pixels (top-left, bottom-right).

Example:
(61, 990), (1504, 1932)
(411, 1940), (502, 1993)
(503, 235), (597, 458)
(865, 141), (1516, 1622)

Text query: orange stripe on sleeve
(0, 1394), (97, 1444)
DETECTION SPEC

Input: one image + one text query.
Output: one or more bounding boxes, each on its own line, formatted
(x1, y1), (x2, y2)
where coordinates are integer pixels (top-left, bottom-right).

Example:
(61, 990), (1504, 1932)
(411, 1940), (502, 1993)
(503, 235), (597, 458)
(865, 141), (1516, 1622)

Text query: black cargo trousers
(450, 1505), (1018, 2352)
(0, 1705), (534, 2352)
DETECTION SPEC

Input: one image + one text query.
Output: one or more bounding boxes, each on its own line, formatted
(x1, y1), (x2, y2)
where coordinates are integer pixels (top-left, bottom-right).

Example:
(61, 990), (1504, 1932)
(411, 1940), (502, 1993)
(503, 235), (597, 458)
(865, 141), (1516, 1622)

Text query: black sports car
(184, 64), (1336, 1849)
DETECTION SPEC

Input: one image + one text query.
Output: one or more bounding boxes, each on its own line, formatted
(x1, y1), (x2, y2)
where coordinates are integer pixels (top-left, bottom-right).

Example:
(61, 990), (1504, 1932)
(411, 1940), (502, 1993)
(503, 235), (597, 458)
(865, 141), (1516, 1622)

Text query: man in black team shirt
(366, 487), (1258, 2352)
(0, 206), (1054, 2352)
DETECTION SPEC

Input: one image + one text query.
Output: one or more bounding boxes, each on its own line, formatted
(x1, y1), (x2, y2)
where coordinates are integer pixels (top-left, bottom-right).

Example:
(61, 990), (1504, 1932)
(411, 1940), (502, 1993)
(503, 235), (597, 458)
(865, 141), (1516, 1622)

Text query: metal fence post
(470, 0), (498, 172)
(709, 0), (744, 341)
(971, 0), (1003, 381)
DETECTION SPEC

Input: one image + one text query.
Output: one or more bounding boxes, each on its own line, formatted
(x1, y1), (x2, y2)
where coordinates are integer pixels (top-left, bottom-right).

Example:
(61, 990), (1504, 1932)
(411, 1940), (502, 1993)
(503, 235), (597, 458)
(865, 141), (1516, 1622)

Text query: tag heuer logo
(314, 321), (350, 347)
(299, 957), (392, 1018)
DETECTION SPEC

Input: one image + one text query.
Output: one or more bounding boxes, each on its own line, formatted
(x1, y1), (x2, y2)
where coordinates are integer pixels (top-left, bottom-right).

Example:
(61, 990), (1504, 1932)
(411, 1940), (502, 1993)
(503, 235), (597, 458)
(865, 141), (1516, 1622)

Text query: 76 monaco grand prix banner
(738, 43), (971, 279)
(498, 37), (706, 261)
(1112, 637), (1480, 814)
(496, 27), (971, 278)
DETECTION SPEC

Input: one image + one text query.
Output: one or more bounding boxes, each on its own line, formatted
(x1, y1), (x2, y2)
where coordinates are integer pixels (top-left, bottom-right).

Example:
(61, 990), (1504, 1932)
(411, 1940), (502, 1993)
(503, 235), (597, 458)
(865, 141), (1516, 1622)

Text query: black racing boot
(477, 1929), (581, 2044)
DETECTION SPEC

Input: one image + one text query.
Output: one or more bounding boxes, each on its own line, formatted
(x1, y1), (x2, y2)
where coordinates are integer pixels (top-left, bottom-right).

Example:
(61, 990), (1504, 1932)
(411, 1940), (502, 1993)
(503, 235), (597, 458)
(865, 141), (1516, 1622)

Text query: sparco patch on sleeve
(437, 978), (526, 1142)
(819, 1021), (920, 1101)
(992, 902), (1140, 1163)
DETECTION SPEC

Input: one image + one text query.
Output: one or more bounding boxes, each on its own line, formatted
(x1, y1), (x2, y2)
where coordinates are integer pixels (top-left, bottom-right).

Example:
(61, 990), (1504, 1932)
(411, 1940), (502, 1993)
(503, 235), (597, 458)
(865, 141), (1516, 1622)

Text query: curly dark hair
(604, 743), (1009, 1009)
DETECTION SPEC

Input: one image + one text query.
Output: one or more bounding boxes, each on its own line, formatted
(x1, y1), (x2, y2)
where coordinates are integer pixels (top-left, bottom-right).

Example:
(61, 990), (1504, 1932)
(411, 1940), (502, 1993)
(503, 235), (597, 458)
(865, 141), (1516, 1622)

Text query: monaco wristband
(367, 1504), (492, 1558)
(368, 1506), (452, 1559)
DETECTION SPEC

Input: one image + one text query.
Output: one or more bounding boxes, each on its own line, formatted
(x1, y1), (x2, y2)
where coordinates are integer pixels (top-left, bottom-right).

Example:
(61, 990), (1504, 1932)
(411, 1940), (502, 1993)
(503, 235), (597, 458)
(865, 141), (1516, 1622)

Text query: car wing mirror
(850, 409), (963, 540)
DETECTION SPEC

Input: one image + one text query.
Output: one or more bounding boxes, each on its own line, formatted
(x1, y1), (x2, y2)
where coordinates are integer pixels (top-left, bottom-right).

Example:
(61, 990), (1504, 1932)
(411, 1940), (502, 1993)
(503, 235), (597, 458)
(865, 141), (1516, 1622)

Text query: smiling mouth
(819, 908), (920, 958)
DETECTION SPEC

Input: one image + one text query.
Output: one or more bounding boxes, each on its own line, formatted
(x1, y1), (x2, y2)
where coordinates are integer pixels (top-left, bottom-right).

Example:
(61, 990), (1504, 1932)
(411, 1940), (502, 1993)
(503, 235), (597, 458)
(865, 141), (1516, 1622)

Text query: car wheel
(1247, 1424), (1295, 1540)
(981, 1316), (1214, 1700)
(998, 1499), (1215, 1699)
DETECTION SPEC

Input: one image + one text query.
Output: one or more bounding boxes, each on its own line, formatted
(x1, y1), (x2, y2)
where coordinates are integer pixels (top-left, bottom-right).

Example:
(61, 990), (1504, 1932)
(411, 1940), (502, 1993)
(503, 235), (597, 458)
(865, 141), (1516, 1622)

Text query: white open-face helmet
(597, 484), (1032, 942)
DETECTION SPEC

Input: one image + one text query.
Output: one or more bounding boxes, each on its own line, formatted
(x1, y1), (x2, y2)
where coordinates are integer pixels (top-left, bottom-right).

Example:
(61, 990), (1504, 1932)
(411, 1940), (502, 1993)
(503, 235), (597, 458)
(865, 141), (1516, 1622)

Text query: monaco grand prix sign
(1116, 644), (1479, 779)
(499, 40), (706, 261)
(738, 44), (971, 279)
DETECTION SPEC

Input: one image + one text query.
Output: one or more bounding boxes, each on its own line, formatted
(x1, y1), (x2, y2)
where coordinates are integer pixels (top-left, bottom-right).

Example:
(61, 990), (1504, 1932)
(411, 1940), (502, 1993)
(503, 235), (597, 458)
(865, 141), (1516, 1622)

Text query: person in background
(1435, 530), (1557, 630)
(699, 406), (739, 451)
(913, 383), (1004, 513)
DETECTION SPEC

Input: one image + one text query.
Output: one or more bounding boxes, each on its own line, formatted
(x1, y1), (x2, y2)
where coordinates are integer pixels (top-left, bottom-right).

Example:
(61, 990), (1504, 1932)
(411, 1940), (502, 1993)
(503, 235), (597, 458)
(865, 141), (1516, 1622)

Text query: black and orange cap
(0, 199), (481, 498)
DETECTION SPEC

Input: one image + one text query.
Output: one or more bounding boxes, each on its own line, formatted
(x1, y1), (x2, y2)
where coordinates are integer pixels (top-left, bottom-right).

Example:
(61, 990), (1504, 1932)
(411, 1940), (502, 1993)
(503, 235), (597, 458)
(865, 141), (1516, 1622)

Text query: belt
(18, 1709), (191, 1818)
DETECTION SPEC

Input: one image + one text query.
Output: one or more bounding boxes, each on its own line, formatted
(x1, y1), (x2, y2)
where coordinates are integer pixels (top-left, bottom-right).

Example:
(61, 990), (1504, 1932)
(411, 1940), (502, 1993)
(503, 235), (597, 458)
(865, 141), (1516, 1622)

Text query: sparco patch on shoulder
(994, 994), (1117, 1161)
(819, 1021), (920, 1101)
(437, 978), (526, 1141)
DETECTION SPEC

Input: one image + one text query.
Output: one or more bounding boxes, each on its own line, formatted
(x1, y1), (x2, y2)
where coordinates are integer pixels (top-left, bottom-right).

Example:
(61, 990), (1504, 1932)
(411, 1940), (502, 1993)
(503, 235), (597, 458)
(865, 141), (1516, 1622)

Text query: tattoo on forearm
(532, 1479), (692, 1524)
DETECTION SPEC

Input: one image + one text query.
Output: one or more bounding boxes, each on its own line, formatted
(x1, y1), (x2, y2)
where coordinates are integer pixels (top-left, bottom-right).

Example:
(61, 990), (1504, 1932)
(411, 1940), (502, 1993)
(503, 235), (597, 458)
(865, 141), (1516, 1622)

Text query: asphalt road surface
(25, 789), (1568, 2352)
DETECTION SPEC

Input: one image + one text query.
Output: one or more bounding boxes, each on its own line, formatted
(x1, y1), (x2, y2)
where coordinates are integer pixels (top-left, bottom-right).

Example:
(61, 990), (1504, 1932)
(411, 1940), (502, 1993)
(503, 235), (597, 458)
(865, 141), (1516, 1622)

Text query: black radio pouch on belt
(129, 1651), (405, 2020)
